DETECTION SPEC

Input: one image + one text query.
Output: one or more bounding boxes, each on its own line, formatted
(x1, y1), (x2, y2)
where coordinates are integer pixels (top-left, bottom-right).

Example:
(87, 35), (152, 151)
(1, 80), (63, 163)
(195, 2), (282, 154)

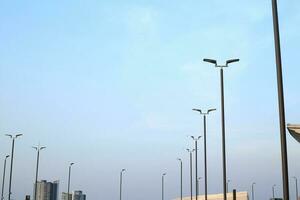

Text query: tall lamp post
(203, 58), (239, 200)
(177, 158), (183, 200)
(272, 184), (276, 199)
(191, 136), (201, 200)
(293, 177), (298, 200)
(197, 177), (202, 196)
(162, 173), (167, 200)
(271, 1), (290, 200)
(226, 179), (231, 194)
(251, 182), (256, 200)
(193, 108), (216, 200)
(33, 145), (46, 200)
(187, 149), (195, 200)
(1, 155), (9, 200)
(5, 134), (22, 200)
(67, 162), (74, 200)
(120, 169), (126, 200)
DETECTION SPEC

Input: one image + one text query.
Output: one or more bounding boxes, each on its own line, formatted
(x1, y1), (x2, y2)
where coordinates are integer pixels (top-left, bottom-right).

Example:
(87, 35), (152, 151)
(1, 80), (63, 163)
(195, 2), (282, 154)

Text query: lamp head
(226, 59), (239, 65)
(5, 155), (10, 158)
(207, 108), (217, 113)
(16, 134), (23, 138)
(203, 58), (217, 65)
(192, 109), (202, 114)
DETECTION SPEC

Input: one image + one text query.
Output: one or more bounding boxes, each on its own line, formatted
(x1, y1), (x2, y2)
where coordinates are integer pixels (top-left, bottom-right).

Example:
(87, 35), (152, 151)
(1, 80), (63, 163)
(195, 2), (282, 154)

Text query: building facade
(35, 180), (59, 200)
(61, 191), (86, 200)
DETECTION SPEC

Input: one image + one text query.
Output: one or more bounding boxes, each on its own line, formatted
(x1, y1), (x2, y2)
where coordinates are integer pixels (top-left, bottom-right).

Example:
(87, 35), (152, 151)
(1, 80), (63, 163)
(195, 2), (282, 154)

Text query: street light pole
(272, 184), (276, 199)
(67, 163), (74, 200)
(191, 136), (201, 200)
(293, 177), (298, 200)
(251, 182), (256, 200)
(203, 58), (239, 200)
(33, 145), (46, 200)
(271, 1), (290, 200)
(193, 108), (216, 200)
(120, 169), (126, 200)
(162, 173), (166, 200)
(226, 179), (231, 194)
(177, 159), (183, 200)
(1, 155), (9, 200)
(187, 149), (195, 200)
(197, 177), (202, 196)
(5, 134), (22, 200)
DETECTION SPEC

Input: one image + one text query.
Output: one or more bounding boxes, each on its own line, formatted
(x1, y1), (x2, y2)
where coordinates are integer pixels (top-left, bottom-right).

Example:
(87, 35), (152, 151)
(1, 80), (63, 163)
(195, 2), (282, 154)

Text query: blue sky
(0, 0), (300, 200)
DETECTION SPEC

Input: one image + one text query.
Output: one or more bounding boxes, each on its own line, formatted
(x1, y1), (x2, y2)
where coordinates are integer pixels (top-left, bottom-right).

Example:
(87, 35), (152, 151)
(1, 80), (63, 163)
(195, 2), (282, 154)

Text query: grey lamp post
(5, 134), (22, 200)
(271, 1), (290, 200)
(272, 184), (276, 199)
(193, 108), (216, 200)
(191, 136), (201, 200)
(67, 162), (74, 200)
(187, 149), (195, 200)
(293, 177), (298, 200)
(177, 158), (183, 200)
(1, 155), (9, 200)
(251, 182), (256, 200)
(197, 177), (202, 196)
(203, 58), (239, 200)
(162, 173), (167, 200)
(226, 179), (231, 194)
(33, 145), (46, 200)
(120, 169), (126, 200)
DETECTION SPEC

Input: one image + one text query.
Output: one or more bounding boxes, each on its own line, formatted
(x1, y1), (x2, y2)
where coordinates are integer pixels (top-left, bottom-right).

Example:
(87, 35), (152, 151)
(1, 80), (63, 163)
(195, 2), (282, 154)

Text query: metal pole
(1, 156), (9, 200)
(220, 67), (227, 200)
(34, 150), (40, 200)
(120, 172), (122, 200)
(177, 159), (183, 200)
(273, 185), (276, 199)
(187, 150), (193, 200)
(162, 174), (164, 200)
(203, 115), (208, 200)
(67, 163), (74, 200)
(233, 189), (236, 200)
(252, 183), (255, 200)
(271, 1), (290, 200)
(8, 138), (15, 200)
(195, 140), (198, 200)
(293, 177), (298, 200)
(227, 180), (230, 194)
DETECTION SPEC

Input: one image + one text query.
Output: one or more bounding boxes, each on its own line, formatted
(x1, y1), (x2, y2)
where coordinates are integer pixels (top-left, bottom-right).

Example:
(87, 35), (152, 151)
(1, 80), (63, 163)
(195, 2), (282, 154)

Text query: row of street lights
(1, 134), (76, 200)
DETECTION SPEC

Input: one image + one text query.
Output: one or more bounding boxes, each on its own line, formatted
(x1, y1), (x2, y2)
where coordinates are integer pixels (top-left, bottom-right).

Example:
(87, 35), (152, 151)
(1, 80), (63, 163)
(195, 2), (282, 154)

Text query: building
(35, 180), (59, 200)
(72, 191), (86, 200)
(173, 191), (249, 200)
(61, 191), (86, 200)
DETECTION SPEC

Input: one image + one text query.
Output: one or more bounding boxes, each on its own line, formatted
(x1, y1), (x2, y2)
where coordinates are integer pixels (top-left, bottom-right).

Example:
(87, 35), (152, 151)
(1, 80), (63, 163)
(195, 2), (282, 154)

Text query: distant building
(72, 191), (86, 200)
(34, 180), (59, 200)
(173, 191), (248, 200)
(61, 193), (72, 200)
(61, 191), (86, 200)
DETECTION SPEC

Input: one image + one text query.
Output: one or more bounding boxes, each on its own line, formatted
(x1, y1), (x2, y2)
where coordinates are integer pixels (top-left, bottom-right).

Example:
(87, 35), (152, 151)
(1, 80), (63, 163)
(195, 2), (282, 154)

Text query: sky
(0, 0), (300, 200)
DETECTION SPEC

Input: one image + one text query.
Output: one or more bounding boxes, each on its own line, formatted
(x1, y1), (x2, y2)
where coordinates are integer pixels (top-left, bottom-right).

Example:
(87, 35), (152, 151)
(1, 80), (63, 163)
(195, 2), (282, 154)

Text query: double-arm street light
(177, 158), (183, 200)
(67, 162), (74, 200)
(272, 184), (276, 199)
(33, 145), (46, 200)
(203, 58), (239, 200)
(271, 1), (290, 200)
(187, 149), (195, 200)
(292, 177), (298, 200)
(251, 182), (256, 200)
(120, 169), (126, 200)
(162, 173), (167, 200)
(1, 155), (9, 200)
(191, 136), (201, 200)
(5, 134), (22, 200)
(193, 108), (216, 200)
